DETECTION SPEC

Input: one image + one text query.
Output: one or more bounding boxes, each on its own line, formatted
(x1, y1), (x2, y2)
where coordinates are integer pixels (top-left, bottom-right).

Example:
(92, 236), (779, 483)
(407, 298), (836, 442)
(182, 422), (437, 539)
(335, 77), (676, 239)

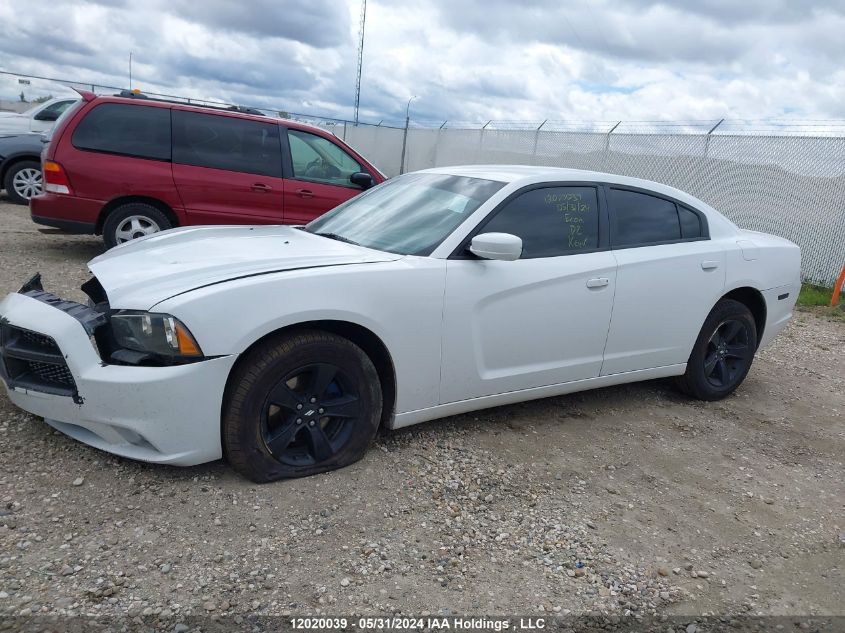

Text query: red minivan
(31, 90), (385, 247)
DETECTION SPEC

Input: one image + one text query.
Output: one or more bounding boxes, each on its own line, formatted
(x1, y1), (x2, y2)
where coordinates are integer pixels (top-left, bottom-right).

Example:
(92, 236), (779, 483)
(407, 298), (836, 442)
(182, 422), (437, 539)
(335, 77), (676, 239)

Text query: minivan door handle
(586, 277), (610, 289)
(251, 183), (271, 192)
(296, 188), (315, 199)
(701, 260), (720, 270)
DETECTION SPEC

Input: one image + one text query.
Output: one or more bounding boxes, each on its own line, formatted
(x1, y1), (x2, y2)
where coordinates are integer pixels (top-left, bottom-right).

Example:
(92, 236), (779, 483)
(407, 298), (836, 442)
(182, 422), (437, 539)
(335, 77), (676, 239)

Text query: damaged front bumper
(0, 281), (235, 466)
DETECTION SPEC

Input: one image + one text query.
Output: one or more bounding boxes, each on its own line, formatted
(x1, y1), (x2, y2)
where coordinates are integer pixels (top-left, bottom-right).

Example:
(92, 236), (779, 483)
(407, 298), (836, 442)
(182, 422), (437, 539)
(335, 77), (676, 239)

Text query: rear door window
(71, 103), (171, 160)
(609, 188), (681, 247)
(172, 110), (282, 177)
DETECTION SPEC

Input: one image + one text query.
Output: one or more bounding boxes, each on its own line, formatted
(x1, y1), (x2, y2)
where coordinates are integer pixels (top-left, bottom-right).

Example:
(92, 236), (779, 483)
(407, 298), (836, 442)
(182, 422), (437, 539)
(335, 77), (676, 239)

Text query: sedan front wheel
(223, 330), (382, 482)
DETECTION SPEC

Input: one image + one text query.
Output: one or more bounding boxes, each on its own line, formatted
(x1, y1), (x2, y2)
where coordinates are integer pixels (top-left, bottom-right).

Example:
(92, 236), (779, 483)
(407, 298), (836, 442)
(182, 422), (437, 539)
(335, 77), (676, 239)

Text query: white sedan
(0, 97), (79, 134)
(0, 166), (800, 482)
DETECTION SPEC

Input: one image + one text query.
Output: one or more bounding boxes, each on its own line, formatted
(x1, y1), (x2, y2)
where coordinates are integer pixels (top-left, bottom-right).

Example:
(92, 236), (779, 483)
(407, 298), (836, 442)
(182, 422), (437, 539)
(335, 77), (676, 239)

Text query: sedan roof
(420, 164), (715, 214)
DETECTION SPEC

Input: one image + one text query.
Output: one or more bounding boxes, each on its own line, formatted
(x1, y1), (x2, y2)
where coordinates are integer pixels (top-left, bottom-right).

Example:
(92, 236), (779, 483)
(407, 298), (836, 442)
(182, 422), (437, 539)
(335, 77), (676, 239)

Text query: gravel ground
(0, 197), (843, 622)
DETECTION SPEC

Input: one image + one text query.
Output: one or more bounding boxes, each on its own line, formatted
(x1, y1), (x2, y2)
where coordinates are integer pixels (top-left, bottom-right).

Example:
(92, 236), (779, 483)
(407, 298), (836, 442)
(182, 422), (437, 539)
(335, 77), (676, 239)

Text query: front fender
(152, 258), (448, 415)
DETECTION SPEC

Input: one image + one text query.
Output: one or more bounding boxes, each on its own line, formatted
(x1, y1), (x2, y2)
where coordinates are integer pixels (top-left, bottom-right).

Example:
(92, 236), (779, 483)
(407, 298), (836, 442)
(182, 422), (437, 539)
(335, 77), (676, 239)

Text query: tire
(677, 299), (757, 401)
(102, 203), (172, 248)
(3, 160), (42, 205)
(223, 330), (383, 483)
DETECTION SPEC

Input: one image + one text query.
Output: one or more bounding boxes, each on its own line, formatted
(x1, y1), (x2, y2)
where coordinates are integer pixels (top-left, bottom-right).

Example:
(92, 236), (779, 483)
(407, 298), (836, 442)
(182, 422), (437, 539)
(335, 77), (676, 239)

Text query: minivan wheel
(4, 160), (42, 205)
(223, 330), (382, 483)
(102, 203), (172, 248)
(677, 299), (757, 401)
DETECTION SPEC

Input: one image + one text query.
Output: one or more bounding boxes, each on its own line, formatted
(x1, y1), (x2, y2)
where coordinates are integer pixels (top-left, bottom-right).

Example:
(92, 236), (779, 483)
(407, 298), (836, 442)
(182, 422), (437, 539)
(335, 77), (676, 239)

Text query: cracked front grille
(26, 361), (75, 386)
(0, 323), (77, 396)
(20, 330), (59, 349)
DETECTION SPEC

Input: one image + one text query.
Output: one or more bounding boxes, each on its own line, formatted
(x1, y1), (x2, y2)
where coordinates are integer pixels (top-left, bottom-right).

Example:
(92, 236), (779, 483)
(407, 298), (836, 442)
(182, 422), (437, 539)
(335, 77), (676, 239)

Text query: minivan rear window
(72, 103), (171, 160)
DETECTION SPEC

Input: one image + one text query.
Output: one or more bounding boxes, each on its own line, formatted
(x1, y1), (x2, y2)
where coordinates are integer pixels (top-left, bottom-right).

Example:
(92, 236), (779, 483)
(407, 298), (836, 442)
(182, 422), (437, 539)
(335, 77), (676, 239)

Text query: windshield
(40, 100), (84, 144)
(305, 173), (505, 255)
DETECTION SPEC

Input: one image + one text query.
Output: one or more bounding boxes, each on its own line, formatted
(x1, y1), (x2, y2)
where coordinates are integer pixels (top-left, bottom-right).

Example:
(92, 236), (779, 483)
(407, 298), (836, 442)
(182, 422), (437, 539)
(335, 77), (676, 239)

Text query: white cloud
(0, 0), (843, 125)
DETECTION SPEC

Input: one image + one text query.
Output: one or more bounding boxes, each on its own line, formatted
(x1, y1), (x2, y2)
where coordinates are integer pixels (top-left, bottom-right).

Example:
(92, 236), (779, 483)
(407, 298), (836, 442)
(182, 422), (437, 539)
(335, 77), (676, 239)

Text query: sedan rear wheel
(4, 160), (42, 204)
(223, 330), (382, 482)
(677, 299), (757, 400)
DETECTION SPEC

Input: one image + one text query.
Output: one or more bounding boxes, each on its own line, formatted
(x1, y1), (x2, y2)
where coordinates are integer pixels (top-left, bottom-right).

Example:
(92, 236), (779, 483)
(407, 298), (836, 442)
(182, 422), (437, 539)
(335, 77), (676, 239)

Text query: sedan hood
(88, 225), (401, 308)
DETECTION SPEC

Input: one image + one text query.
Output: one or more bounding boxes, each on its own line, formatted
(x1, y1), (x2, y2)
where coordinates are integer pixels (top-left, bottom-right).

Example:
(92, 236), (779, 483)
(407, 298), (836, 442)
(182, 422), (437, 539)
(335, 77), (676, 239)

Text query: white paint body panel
(601, 240), (726, 375)
(441, 252), (616, 402)
(0, 293), (234, 465)
(0, 98), (79, 134)
(0, 166), (801, 466)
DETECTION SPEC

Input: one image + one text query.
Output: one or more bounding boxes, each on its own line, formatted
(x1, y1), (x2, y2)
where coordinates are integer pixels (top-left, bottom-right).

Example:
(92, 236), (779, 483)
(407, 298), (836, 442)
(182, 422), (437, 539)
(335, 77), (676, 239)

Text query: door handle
(586, 277), (610, 289)
(296, 188), (315, 199)
(701, 260), (720, 270)
(251, 183), (271, 192)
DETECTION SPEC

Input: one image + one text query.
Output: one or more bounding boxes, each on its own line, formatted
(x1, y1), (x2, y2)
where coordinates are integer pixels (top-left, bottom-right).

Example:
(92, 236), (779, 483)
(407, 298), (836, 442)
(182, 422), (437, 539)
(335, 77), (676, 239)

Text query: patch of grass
(804, 305), (845, 323)
(795, 283), (845, 322)
(797, 283), (836, 307)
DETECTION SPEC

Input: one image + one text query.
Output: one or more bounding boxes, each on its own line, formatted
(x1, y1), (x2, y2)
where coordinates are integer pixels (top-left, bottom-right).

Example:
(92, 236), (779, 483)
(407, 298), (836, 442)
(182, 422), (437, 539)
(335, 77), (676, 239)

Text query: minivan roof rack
(112, 90), (266, 117)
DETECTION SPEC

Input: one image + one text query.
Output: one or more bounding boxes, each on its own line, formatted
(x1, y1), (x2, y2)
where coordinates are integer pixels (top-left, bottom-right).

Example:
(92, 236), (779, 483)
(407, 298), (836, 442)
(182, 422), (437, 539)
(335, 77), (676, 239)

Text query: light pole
(399, 95), (417, 175)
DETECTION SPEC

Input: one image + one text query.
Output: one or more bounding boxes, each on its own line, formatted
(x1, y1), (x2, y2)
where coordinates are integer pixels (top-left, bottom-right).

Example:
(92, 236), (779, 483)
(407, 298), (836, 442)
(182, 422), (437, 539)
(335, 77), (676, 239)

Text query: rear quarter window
(71, 103), (171, 160)
(679, 205), (703, 239)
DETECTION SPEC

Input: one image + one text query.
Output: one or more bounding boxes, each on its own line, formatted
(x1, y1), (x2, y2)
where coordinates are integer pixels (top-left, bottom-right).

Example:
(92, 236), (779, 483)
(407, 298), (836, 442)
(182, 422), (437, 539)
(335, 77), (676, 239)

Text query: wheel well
(227, 320), (397, 430)
(96, 196), (179, 235)
(0, 155), (41, 186)
(722, 287), (766, 347)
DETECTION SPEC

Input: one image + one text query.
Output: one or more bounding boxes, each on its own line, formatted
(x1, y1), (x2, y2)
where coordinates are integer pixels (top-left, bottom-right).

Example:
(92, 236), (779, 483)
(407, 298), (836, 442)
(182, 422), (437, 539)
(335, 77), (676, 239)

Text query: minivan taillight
(43, 160), (72, 195)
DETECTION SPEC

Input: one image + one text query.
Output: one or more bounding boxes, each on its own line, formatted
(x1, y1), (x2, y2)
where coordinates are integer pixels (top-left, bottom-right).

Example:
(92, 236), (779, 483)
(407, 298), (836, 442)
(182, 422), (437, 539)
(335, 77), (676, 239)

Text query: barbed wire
(3, 69), (845, 137)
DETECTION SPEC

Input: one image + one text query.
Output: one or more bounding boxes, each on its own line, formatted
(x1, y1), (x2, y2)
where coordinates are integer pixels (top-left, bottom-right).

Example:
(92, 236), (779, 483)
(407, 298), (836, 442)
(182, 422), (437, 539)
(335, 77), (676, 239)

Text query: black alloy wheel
(223, 330), (382, 482)
(677, 298), (758, 401)
(262, 363), (362, 466)
(703, 319), (752, 388)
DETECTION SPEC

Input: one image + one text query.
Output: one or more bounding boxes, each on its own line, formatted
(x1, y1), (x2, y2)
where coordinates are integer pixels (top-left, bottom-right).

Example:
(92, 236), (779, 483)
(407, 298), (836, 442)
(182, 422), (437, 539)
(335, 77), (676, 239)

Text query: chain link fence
(3, 69), (843, 286)
(335, 125), (845, 287)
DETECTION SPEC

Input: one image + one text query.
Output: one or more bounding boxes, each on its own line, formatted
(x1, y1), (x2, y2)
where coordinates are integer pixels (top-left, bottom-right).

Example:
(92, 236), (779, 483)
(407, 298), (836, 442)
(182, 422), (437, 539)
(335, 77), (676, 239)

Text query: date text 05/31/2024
(290, 617), (548, 630)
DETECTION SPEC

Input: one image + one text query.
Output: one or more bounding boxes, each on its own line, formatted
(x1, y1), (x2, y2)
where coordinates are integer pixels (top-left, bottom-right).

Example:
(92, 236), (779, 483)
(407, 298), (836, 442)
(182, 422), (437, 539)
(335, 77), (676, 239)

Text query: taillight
(43, 160), (72, 195)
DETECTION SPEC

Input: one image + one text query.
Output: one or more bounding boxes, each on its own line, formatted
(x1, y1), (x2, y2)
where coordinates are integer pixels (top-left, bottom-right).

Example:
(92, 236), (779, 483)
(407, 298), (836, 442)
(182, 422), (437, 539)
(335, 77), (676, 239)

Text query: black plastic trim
(30, 215), (96, 235)
(0, 323), (78, 399)
(19, 289), (108, 336)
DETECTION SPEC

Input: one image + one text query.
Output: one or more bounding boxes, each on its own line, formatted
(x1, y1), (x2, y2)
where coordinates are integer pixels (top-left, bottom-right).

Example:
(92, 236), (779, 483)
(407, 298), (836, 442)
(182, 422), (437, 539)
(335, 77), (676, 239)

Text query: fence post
(531, 120), (547, 165)
(704, 118), (724, 158)
(476, 120), (492, 162)
(433, 121), (448, 169)
(602, 121), (621, 170)
(399, 97), (417, 174)
(400, 117), (410, 174)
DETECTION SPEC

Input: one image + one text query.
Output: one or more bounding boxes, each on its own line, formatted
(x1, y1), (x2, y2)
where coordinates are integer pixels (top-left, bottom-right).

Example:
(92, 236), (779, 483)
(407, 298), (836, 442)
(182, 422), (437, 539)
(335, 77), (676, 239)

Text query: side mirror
(469, 232), (522, 261)
(350, 172), (374, 189)
(34, 110), (60, 122)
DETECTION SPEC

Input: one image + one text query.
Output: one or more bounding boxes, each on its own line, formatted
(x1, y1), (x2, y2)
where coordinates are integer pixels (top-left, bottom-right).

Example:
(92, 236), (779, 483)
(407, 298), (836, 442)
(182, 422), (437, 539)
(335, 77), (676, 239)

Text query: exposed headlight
(110, 311), (203, 360)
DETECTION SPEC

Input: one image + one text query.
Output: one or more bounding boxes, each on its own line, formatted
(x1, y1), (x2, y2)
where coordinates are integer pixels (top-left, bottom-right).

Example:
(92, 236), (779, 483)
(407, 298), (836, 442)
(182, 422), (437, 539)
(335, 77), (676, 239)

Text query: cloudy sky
(1, 0), (844, 126)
